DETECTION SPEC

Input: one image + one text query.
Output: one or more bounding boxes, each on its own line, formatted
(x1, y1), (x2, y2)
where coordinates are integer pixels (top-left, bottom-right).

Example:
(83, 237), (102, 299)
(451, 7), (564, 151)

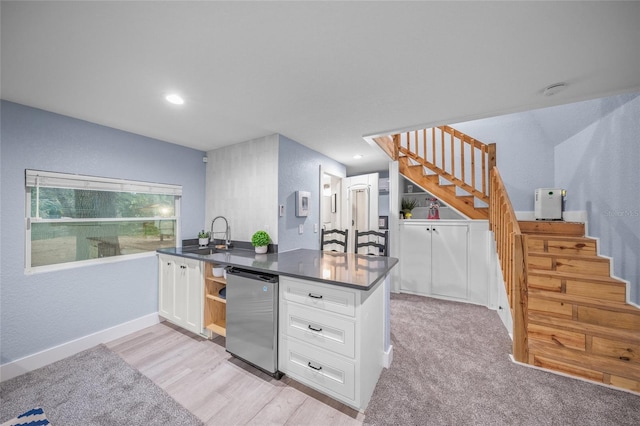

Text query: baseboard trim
(509, 354), (640, 397)
(383, 344), (394, 368)
(0, 313), (160, 382)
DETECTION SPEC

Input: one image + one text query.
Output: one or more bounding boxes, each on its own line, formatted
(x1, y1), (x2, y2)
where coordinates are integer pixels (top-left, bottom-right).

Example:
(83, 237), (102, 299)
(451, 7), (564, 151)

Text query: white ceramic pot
(198, 237), (209, 247)
(254, 245), (268, 254)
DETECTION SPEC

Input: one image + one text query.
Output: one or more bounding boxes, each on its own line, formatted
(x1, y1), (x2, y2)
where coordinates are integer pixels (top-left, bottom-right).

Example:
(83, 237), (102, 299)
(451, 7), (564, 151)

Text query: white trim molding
(0, 313), (160, 382)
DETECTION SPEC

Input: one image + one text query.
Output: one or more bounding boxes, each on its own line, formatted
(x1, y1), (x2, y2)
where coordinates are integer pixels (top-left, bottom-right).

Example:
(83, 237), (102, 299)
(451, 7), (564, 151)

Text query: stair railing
(392, 126), (496, 204)
(490, 166), (528, 362)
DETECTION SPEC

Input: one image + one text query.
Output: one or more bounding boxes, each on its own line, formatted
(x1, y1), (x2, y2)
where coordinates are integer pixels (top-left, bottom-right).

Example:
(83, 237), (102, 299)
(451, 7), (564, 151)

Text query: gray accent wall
(553, 93), (640, 304)
(454, 92), (640, 305)
(0, 101), (206, 363)
(453, 112), (556, 211)
(278, 135), (346, 252)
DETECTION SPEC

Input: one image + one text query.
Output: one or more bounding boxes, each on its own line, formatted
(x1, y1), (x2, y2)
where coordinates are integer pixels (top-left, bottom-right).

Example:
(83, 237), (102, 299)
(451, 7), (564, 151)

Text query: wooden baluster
(440, 127), (445, 170)
(422, 129), (427, 161)
(448, 130), (453, 177)
(431, 127), (436, 165)
(481, 144), (487, 197)
(393, 134), (400, 160)
(471, 139), (476, 193)
(461, 137), (466, 188)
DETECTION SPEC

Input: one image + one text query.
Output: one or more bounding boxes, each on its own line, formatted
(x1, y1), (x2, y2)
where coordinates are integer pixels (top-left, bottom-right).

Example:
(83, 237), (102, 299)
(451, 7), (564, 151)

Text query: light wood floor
(106, 321), (364, 426)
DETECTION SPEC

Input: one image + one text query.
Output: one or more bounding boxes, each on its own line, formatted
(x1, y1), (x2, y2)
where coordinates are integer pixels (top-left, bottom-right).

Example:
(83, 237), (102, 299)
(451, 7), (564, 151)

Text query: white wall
(205, 135), (279, 244)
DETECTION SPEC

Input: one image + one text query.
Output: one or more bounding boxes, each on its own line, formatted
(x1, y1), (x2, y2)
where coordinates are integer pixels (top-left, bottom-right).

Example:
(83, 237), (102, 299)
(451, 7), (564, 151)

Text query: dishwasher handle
(226, 266), (278, 283)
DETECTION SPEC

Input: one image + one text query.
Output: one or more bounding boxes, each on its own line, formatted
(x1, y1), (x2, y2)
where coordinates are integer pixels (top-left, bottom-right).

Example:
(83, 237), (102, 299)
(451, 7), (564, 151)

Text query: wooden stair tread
(527, 269), (625, 285)
(527, 251), (609, 262)
(528, 288), (640, 315)
(519, 221), (585, 237)
(526, 235), (596, 243)
(528, 339), (640, 381)
(528, 312), (640, 344)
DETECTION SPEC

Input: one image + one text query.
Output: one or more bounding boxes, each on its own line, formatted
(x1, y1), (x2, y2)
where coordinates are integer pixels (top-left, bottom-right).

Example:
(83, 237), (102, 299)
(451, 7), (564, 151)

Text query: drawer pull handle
(308, 325), (322, 332)
(308, 362), (322, 371)
(308, 293), (323, 299)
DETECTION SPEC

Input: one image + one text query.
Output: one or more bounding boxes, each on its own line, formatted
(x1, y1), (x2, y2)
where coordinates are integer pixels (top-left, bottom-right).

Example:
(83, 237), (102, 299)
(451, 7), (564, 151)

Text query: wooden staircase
(521, 222), (640, 393)
(373, 125), (640, 393)
(374, 126), (495, 219)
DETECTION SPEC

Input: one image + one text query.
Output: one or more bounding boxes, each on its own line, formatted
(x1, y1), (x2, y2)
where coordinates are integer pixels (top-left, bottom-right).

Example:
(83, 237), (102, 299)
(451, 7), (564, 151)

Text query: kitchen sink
(183, 247), (218, 256)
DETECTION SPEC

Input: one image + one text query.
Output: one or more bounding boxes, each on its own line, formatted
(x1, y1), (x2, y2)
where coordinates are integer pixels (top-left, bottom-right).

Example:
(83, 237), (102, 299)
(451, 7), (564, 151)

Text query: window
(25, 170), (181, 272)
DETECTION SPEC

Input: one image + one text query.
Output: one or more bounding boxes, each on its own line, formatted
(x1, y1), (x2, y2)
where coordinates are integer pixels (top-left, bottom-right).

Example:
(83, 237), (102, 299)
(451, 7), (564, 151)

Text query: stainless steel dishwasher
(225, 266), (281, 378)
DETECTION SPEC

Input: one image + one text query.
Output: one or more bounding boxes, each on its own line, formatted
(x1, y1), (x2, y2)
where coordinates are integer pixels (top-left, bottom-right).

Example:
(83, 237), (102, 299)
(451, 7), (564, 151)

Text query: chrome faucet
(210, 216), (231, 249)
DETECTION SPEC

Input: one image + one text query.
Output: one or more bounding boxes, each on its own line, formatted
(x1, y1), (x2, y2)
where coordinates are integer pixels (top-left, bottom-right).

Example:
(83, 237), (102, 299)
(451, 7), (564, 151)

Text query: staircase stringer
(520, 222), (640, 394)
(400, 147), (489, 204)
(399, 157), (488, 219)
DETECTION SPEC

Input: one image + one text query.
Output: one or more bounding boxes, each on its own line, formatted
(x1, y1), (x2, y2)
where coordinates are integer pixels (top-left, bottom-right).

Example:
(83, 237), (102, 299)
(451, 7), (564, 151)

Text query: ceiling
(2, 1), (640, 175)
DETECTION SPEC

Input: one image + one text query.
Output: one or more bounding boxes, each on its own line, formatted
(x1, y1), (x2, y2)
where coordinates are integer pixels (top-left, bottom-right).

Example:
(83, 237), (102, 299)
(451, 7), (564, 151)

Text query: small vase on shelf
(198, 230), (210, 247)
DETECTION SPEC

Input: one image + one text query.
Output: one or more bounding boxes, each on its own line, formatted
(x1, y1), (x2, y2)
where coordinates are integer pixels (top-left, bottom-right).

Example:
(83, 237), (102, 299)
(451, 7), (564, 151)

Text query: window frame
(25, 169), (182, 274)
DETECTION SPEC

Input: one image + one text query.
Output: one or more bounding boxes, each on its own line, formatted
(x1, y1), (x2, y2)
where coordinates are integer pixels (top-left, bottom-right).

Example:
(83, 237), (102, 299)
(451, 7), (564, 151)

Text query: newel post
(512, 233), (529, 363)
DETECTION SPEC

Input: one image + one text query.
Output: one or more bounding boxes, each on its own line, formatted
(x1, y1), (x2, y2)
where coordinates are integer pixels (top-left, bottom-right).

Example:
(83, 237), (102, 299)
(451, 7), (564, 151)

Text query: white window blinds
(25, 169), (182, 196)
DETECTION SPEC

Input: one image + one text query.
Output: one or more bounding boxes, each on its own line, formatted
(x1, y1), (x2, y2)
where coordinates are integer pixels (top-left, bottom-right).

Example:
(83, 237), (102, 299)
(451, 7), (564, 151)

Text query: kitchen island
(157, 246), (397, 290)
(156, 246), (397, 411)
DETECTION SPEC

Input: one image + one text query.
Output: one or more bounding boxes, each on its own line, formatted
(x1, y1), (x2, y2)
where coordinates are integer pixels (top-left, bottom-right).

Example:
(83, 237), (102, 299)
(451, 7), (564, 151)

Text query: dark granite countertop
(157, 247), (398, 291)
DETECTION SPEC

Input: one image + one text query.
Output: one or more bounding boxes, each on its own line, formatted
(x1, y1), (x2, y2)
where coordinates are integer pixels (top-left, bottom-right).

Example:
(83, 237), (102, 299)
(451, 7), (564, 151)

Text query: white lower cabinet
(158, 254), (204, 336)
(400, 221), (468, 299)
(278, 276), (384, 411)
(399, 220), (490, 305)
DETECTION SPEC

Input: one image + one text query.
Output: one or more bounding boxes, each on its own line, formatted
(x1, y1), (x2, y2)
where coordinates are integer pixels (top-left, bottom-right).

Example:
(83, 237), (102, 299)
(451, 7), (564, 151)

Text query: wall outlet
(279, 205), (285, 217)
(314, 223), (318, 233)
(298, 224), (304, 234)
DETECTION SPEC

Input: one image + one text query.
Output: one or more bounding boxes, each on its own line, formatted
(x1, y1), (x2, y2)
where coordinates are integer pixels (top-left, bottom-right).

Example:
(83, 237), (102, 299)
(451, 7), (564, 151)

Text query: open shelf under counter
(205, 320), (226, 337)
(206, 293), (226, 304)
(204, 263), (227, 338)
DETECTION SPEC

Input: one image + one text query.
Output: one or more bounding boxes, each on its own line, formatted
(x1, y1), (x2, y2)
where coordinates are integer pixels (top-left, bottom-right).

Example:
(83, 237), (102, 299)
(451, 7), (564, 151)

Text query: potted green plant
(401, 198), (418, 219)
(198, 230), (210, 247)
(251, 230), (271, 254)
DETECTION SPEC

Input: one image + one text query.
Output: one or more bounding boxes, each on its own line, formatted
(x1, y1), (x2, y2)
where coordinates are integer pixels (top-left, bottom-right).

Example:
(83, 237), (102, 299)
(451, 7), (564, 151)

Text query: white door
(173, 261), (189, 325)
(342, 173), (379, 252)
(158, 255), (175, 319)
(399, 223), (431, 295)
(431, 224), (468, 299)
(184, 259), (203, 334)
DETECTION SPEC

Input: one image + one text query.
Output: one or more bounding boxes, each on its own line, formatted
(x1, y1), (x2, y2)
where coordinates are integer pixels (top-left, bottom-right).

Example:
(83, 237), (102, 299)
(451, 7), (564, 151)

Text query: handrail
(489, 166), (527, 362)
(393, 125), (496, 203)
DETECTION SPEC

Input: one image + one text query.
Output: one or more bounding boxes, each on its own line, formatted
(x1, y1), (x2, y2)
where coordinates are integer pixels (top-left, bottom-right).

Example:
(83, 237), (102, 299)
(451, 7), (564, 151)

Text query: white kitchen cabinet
(399, 220), (491, 306)
(158, 254), (204, 336)
(278, 276), (384, 411)
(400, 221), (468, 299)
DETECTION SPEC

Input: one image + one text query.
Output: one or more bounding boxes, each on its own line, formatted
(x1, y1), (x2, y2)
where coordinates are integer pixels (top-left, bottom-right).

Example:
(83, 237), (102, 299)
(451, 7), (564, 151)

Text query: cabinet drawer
(280, 277), (356, 317)
(279, 337), (355, 402)
(282, 302), (355, 358)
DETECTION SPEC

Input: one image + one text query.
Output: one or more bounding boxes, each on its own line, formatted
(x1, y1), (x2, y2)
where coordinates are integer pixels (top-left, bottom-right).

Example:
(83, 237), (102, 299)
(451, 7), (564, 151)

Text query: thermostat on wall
(296, 191), (310, 217)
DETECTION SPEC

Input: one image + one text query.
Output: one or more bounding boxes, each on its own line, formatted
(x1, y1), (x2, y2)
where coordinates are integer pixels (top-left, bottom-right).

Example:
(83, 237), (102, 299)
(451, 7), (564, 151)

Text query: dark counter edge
(156, 247), (398, 291)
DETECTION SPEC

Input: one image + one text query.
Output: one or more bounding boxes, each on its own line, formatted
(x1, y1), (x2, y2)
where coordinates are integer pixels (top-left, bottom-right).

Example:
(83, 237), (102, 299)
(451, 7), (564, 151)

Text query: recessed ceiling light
(353, 154), (363, 159)
(165, 94), (184, 105)
(543, 82), (567, 96)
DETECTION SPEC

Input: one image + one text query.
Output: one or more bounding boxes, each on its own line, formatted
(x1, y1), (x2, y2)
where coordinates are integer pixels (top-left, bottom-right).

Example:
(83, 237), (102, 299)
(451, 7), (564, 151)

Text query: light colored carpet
(364, 293), (640, 425)
(0, 344), (203, 425)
